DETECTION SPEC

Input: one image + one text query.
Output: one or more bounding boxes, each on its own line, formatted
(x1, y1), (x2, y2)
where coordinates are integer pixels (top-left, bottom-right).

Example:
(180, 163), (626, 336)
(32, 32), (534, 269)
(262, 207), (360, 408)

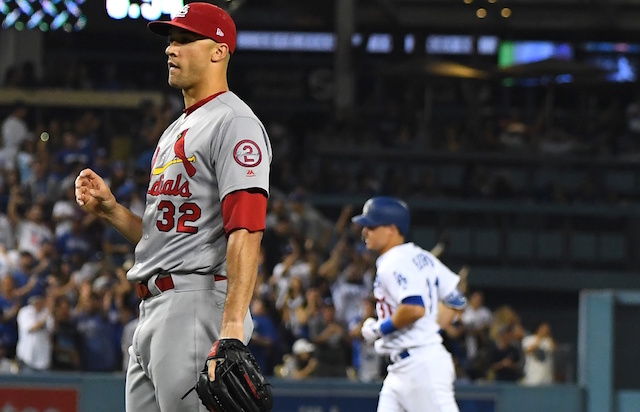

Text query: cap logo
(216, 27), (224, 37)
(176, 5), (189, 18)
(362, 199), (373, 214)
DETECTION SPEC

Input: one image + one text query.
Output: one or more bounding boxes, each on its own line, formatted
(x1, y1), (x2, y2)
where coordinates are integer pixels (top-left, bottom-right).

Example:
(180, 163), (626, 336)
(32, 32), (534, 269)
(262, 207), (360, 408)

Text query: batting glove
(361, 317), (382, 343)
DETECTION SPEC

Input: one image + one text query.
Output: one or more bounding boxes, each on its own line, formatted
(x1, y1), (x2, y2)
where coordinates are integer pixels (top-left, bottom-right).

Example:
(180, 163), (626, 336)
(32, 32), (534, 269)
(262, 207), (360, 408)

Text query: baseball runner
(353, 197), (466, 412)
(75, 3), (272, 411)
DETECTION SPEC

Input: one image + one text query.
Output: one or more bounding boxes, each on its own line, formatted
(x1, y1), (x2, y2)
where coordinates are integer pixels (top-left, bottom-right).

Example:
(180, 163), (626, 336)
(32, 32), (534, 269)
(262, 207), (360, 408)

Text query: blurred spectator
(522, 321), (556, 385)
(0, 102), (31, 170)
(317, 236), (353, 284)
(488, 306), (525, 382)
(275, 338), (318, 379)
(46, 257), (79, 305)
(3, 65), (22, 88)
(461, 290), (493, 380)
(348, 296), (383, 382)
(51, 296), (81, 371)
(331, 256), (371, 326)
(75, 288), (117, 372)
(58, 61), (93, 90)
(31, 239), (58, 282)
(16, 138), (36, 186)
(54, 130), (92, 177)
(93, 265), (132, 327)
(91, 147), (112, 179)
(272, 238), (314, 310)
(24, 157), (60, 207)
(308, 298), (349, 377)
(488, 322), (522, 382)
(16, 293), (54, 371)
(438, 302), (468, 382)
(490, 305), (525, 344)
(98, 63), (123, 91)
(0, 275), (20, 359)
(57, 216), (92, 261)
(280, 276), (308, 342)
(248, 297), (279, 376)
(11, 251), (45, 304)
(287, 188), (333, 253)
(52, 185), (83, 239)
(0, 342), (18, 374)
(18, 61), (41, 89)
(102, 225), (134, 269)
(73, 110), (101, 155)
(8, 197), (54, 259)
(0, 168), (20, 211)
(262, 213), (293, 277)
(0, 215), (15, 255)
(265, 197), (287, 230)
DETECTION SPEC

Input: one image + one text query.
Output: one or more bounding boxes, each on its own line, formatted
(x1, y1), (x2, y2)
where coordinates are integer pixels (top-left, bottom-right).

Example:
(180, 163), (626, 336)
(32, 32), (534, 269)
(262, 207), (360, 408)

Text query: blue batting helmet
(351, 197), (410, 236)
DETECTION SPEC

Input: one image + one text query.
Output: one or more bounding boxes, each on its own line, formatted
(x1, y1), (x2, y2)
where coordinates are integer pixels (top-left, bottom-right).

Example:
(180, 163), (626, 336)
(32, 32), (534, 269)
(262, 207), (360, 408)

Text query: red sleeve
(221, 190), (267, 235)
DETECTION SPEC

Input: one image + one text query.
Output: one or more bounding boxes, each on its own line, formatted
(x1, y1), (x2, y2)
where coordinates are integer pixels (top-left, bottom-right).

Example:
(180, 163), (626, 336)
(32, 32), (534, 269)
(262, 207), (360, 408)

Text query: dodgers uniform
(125, 91), (272, 412)
(373, 242), (461, 412)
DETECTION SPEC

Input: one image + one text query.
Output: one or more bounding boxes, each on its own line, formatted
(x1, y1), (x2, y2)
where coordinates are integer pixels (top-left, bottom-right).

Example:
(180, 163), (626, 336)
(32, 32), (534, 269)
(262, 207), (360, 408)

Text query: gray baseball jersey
(127, 91), (272, 282)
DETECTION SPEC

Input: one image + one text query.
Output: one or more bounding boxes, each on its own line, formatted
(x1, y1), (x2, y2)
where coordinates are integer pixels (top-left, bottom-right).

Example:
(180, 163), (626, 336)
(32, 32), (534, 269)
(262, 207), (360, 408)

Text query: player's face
(361, 225), (396, 253)
(165, 29), (216, 90)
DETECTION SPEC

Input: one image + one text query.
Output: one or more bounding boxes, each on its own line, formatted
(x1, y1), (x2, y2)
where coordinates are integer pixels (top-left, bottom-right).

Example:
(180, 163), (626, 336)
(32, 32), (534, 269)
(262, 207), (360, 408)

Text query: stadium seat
(447, 228), (471, 258)
(437, 165), (465, 189)
(603, 171), (636, 196)
(599, 233), (626, 263)
(472, 228), (501, 259)
(570, 232), (597, 263)
(506, 230), (535, 260)
(410, 227), (438, 249)
(537, 231), (565, 262)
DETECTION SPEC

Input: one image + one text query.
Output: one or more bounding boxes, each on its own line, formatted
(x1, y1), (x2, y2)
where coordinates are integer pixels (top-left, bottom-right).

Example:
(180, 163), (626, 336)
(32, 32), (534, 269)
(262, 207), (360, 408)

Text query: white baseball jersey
(373, 242), (461, 412)
(127, 91), (272, 282)
(372, 242), (460, 355)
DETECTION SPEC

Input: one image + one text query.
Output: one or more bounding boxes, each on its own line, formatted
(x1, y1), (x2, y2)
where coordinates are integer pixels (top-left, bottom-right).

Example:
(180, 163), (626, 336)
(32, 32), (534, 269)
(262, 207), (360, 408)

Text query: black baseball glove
(194, 338), (273, 412)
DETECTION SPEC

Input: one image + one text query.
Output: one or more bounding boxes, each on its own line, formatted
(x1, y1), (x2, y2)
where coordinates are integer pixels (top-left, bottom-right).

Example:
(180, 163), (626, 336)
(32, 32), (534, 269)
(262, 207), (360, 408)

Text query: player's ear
(211, 43), (230, 62)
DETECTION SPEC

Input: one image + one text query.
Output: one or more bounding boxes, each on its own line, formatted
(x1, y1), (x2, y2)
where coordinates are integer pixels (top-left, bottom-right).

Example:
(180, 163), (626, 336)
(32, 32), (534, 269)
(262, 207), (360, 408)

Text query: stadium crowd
(0, 98), (559, 385)
(0, 58), (615, 383)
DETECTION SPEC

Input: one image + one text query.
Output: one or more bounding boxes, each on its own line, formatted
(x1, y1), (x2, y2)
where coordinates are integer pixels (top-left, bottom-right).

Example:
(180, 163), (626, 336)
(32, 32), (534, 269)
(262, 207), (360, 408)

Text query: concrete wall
(0, 374), (584, 412)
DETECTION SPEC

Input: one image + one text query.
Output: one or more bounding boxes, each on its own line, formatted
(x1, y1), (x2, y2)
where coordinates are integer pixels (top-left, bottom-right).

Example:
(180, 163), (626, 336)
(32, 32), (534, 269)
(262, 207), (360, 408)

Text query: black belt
(136, 274), (226, 300)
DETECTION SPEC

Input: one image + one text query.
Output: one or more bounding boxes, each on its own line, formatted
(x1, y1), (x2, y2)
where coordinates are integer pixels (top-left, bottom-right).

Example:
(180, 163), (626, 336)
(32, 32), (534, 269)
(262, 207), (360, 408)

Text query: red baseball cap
(148, 2), (237, 53)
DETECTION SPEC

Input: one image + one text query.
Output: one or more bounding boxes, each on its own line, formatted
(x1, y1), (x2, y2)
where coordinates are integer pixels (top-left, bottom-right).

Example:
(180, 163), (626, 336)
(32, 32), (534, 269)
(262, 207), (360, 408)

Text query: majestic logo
(152, 129), (196, 177)
(176, 5), (189, 18)
(233, 140), (262, 167)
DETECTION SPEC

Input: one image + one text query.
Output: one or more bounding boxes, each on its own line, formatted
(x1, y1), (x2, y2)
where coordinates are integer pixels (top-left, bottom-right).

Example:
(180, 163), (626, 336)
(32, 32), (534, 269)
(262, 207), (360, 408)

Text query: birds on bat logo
(152, 129), (197, 177)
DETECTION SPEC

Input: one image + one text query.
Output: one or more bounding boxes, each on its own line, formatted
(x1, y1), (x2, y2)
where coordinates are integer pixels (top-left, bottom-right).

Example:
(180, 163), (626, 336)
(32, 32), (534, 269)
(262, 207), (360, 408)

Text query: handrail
(307, 195), (640, 218)
(313, 146), (640, 168)
(0, 88), (164, 109)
